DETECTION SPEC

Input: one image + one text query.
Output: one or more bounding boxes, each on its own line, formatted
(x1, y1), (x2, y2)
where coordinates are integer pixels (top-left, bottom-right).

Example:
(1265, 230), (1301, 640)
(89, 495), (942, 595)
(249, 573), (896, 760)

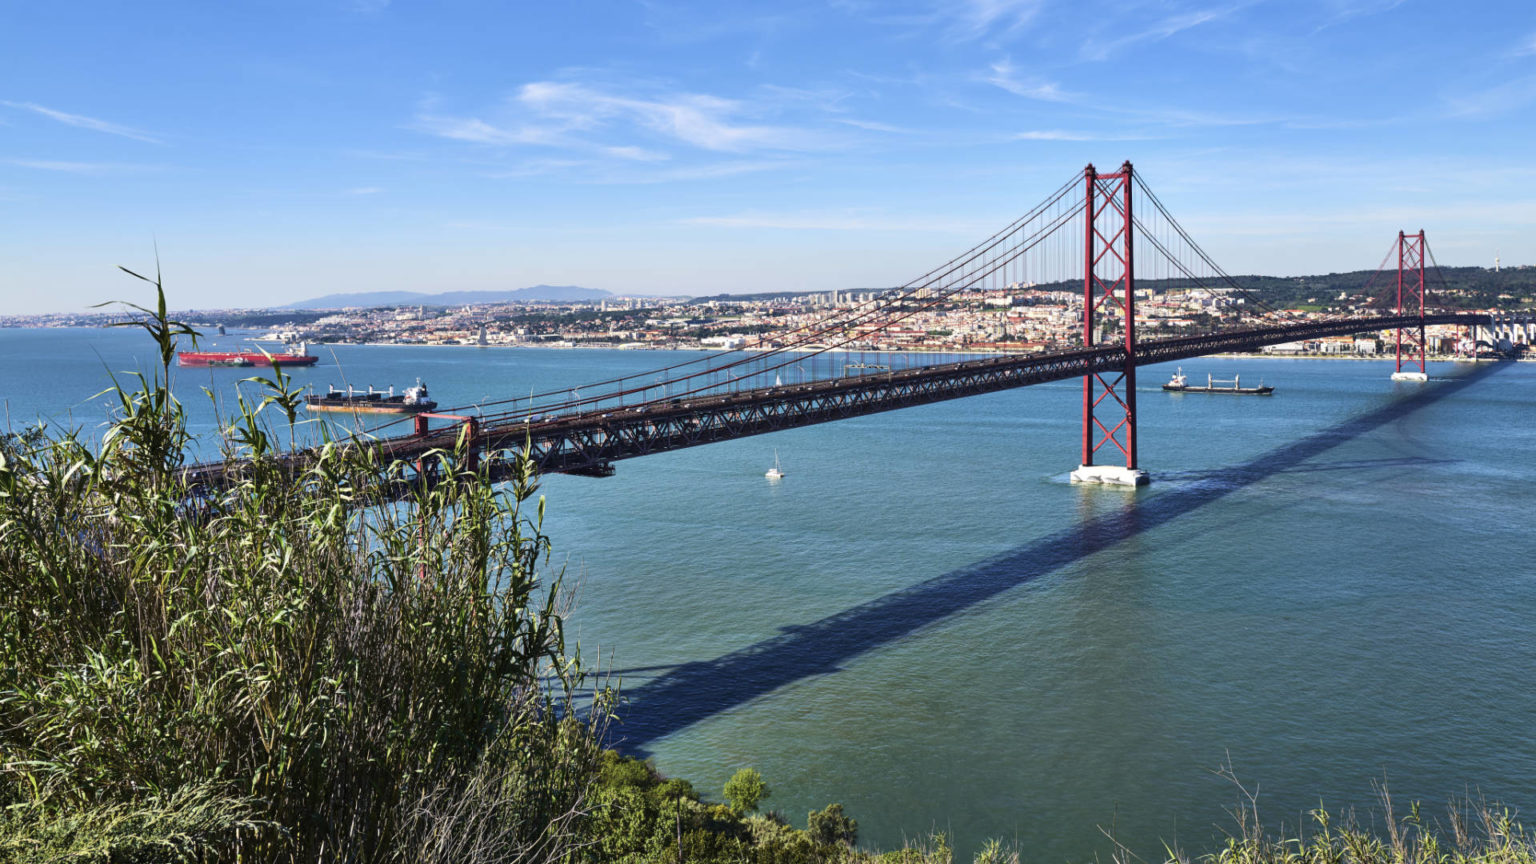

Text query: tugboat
(304, 380), (438, 414)
(1163, 367), (1274, 395)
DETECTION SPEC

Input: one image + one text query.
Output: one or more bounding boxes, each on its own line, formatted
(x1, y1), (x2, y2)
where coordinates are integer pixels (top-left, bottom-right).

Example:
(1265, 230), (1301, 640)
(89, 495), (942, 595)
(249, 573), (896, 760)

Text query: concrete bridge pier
(1070, 464), (1151, 486)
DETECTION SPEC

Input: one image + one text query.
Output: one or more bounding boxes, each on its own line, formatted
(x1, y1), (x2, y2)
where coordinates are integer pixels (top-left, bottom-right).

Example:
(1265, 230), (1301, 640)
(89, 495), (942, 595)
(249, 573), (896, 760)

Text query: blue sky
(3, 0), (1534, 314)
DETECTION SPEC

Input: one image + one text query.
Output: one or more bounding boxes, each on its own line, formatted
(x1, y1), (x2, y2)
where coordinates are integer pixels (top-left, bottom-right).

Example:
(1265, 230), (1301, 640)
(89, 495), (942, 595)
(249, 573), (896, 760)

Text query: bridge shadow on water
(608, 362), (1505, 754)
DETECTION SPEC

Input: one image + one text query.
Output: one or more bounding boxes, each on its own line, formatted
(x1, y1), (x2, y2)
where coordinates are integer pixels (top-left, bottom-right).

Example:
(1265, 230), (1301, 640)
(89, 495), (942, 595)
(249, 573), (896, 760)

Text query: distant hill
(688, 289), (827, 303)
(284, 285), (611, 309)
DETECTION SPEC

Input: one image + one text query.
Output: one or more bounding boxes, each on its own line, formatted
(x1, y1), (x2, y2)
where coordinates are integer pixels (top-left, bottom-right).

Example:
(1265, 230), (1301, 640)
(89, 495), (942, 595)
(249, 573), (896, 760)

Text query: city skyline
(3, 0), (1534, 315)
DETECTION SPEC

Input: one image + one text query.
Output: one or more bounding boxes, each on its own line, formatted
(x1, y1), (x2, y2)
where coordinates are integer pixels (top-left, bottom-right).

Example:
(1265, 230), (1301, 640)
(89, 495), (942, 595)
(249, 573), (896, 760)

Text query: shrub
(725, 767), (771, 816)
(809, 802), (859, 848)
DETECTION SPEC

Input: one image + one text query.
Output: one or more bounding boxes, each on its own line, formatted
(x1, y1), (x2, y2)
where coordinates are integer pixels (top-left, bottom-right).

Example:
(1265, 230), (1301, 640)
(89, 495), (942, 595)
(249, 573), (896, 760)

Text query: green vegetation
(723, 768), (770, 816)
(0, 272), (606, 862)
(575, 752), (867, 863)
(1184, 774), (1536, 864)
(5, 274), (1536, 864)
(1231, 266), (1536, 311)
(1033, 267), (1536, 312)
(188, 308), (335, 329)
(575, 756), (1536, 864)
(0, 272), (873, 864)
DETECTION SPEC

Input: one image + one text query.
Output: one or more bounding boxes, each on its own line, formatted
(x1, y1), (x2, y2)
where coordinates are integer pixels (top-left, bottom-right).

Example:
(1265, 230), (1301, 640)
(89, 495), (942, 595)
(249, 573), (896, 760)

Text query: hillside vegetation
(0, 276), (605, 862)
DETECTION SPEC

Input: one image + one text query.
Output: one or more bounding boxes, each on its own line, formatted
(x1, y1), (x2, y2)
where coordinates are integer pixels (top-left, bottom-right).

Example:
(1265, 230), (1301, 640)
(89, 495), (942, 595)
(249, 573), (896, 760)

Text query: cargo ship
(178, 343), (318, 368)
(1163, 368), (1273, 395)
(304, 380), (437, 414)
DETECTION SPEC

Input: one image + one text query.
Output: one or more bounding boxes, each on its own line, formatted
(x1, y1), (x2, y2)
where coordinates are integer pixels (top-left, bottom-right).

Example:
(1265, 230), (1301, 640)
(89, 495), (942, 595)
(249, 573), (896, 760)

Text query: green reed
(0, 270), (607, 863)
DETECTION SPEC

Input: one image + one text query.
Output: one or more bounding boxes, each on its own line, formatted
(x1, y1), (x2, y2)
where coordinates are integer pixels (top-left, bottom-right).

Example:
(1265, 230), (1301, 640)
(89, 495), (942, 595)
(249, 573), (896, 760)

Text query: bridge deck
(182, 313), (1485, 490)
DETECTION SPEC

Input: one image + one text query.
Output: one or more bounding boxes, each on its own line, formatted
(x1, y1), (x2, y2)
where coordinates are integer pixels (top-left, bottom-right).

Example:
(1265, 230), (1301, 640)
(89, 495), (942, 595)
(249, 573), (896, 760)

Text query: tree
(723, 768), (770, 815)
(807, 802), (859, 847)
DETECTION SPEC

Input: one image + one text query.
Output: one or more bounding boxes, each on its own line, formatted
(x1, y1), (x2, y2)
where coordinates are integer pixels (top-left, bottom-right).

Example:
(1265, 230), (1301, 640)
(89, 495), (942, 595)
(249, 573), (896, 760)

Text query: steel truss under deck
(179, 313), (1485, 497)
(400, 313), (1486, 485)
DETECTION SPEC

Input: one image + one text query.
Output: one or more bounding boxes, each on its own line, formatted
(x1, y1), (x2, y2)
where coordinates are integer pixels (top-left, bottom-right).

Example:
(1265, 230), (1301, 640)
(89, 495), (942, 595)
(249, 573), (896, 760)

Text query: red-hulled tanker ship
(177, 343), (319, 368)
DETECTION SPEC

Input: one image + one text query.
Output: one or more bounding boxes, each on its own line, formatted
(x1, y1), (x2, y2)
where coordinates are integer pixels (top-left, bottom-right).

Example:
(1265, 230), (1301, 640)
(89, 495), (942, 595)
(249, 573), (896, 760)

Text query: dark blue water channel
(5, 327), (1535, 862)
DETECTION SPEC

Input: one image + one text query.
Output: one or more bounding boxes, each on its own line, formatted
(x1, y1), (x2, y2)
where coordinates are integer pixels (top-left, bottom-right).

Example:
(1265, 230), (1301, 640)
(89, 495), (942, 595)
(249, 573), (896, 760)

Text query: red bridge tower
(1390, 229), (1429, 382)
(1070, 161), (1150, 486)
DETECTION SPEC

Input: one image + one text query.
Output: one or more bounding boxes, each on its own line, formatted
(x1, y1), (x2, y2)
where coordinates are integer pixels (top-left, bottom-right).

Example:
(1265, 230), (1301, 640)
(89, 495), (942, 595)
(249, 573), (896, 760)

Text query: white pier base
(1390, 371), (1429, 382)
(1070, 464), (1150, 486)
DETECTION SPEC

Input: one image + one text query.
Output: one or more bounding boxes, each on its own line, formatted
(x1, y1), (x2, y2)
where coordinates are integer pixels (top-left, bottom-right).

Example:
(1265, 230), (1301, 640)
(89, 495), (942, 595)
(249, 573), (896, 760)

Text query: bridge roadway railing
(464, 312), (1483, 479)
(179, 312), (1485, 491)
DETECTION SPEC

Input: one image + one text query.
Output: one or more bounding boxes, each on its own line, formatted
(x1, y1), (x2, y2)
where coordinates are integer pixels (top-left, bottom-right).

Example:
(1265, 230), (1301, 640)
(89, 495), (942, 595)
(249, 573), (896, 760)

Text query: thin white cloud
(1, 101), (161, 143)
(680, 210), (981, 232)
(342, 148), (432, 162)
(948, 0), (1046, 41)
(602, 145), (670, 162)
(757, 84), (852, 110)
(1444, 74), (1536, 119)
(443, 219), (526, 232)
(1517, 32), (1536, 56)
(843, 0), (1046, 43)
(517, 81), (828, 152)
(604, 160), (790, 184)
(637, 7), (793, 46)
(482, 157), (787, 185)
(481, 158), (592, 180)
(986, 59), (1075, 102)
(1080, 6), (1236, 61)
(413, 115), (562, 147)
(835, 118), (912, 134)
(1146, 106), (1286, 127)
(345, 186), (382, 195)
(1015, 130), (1159, 141)
(2, 158), (157, 174)
(417, 80), (837, 163)
(1075, 99), (1292, 128)
(1311, 0), (1407, 33)
(984, 55), (1305, 129)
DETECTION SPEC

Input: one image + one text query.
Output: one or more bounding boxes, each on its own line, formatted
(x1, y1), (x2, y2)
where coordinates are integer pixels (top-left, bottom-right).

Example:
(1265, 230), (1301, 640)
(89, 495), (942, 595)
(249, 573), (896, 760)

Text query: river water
(5, 326), (1535, 862)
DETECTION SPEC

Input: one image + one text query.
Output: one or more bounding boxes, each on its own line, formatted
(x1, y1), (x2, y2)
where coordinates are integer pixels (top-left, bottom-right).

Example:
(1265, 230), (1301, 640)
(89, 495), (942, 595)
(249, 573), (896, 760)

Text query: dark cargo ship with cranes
(304, 380), (437, 415)
(1162, 368), (1274, 395)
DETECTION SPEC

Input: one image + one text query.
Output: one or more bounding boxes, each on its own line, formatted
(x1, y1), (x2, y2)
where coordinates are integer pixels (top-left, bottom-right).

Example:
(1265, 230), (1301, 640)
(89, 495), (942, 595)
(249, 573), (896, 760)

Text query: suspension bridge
(186, 162), (1491, 492)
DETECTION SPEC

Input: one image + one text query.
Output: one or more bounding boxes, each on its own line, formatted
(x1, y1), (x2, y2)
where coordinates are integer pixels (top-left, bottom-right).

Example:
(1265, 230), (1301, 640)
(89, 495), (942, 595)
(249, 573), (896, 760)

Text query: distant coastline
(325, 338), (1535, 362)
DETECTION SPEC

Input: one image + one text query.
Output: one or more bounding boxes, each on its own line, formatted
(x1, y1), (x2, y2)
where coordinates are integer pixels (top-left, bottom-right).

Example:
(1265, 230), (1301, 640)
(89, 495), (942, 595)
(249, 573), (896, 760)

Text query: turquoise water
(5, 327), (1535, 862)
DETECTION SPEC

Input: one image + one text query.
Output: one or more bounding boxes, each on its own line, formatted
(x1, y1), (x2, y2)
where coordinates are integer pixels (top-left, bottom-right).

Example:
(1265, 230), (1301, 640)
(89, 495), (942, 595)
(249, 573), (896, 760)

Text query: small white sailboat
(765, 449), (785, 479)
